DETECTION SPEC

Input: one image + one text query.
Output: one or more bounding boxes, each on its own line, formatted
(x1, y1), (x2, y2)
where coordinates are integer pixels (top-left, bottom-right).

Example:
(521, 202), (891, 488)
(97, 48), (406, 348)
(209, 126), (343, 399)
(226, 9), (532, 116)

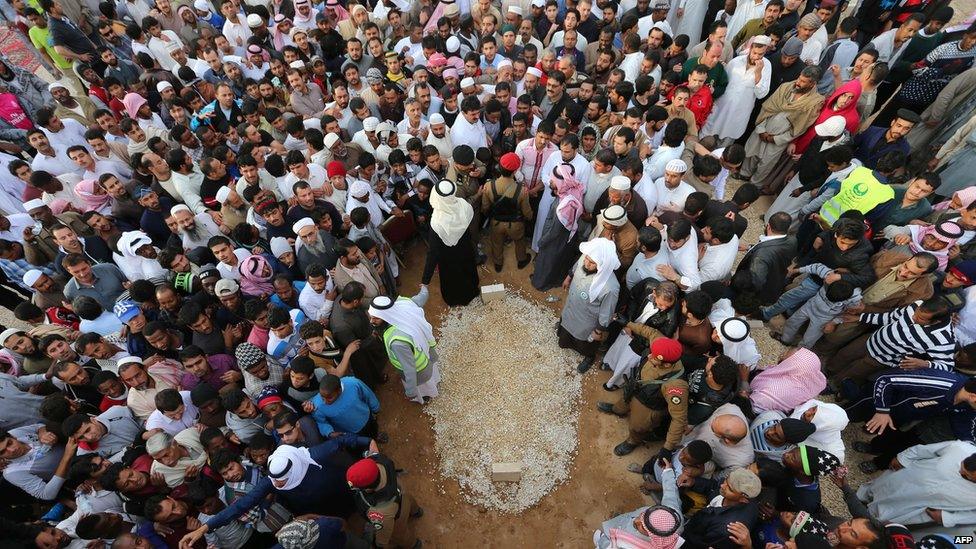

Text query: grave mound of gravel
(426, 293), (583, 512)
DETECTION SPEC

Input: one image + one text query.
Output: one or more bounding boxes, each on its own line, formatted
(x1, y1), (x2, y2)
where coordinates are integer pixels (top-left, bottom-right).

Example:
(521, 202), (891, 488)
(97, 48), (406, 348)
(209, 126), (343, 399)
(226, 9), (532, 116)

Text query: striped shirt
(749, 415), (791, 462)
(861, 301), (956, 370)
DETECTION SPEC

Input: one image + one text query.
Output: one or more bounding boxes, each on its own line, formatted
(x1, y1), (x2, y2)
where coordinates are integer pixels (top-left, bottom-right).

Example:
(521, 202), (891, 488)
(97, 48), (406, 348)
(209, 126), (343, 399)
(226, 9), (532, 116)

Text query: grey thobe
(0, 373), (47, 430)
(857, 441), (976, 527)
(743, 113), (795, 186)
(559, 262), (619, 341)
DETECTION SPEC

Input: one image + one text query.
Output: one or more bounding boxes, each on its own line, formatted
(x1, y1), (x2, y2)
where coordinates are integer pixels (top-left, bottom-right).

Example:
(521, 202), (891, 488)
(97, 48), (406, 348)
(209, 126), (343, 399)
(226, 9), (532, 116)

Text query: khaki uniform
(612, 359), (689, 450)
(448, 159), (487, 239)
(480, 176), (533, 268)
(356, 454), (419, 548)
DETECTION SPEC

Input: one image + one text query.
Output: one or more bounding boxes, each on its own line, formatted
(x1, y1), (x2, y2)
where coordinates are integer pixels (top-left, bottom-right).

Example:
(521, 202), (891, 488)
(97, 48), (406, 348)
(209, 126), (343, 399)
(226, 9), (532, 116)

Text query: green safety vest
(819, 166), (894, 227)
(382, 327), (433, 373)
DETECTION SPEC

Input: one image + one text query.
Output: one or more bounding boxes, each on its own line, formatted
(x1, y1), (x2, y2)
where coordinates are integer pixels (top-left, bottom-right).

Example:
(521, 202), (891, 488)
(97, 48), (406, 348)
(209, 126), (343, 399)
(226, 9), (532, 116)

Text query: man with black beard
(294, 217), (338, 272)
(426, 115), (454, 160)
(557, 237), (621, 373)
(332, 238), (384, 299)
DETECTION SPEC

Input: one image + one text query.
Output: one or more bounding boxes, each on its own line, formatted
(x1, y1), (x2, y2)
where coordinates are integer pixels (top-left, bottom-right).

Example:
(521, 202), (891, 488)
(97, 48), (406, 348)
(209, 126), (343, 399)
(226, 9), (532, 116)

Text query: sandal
(627, 463), (643, 474)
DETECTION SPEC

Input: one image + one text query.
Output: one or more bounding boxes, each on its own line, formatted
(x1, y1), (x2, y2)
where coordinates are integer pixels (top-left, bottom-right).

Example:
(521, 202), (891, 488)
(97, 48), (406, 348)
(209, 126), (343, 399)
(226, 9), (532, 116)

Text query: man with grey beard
(170, 205), (222, 251)
(294, 217), (338, 272)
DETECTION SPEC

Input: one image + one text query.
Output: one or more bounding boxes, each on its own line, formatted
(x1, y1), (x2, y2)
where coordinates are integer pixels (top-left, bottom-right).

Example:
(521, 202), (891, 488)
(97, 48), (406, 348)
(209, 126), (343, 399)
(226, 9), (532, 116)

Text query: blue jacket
(873, 368), (976, 441)
(309, 377), (380, 436)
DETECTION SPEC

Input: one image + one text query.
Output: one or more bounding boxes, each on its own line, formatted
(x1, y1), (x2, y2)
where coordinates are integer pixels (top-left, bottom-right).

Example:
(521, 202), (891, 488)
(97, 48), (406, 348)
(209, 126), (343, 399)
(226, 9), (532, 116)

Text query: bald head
(712, 414), (748, 444)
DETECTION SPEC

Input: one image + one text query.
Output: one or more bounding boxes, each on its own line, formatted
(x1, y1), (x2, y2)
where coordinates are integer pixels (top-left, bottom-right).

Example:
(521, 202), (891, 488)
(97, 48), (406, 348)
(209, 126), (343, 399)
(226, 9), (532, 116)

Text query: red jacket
(686, 85), (714, 128)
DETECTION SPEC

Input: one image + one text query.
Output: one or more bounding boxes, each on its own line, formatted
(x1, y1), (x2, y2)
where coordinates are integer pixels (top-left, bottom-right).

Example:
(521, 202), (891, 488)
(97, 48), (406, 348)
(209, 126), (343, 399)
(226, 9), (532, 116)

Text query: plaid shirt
(0, 259), (55, 291)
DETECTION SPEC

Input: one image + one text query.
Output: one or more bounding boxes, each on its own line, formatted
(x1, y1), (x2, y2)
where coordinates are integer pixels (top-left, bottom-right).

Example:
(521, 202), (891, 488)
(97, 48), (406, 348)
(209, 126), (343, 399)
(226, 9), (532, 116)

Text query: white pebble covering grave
(426, 293), (583, 512)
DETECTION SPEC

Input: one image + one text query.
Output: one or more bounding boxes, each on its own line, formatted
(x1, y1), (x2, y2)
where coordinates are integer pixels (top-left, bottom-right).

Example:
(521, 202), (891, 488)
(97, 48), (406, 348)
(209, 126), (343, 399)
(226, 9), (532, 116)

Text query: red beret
(650, 337), (683, 363)
(499, 152), (521, 172)
(327, 161), (347, 179)
(346, 457), (380, 488)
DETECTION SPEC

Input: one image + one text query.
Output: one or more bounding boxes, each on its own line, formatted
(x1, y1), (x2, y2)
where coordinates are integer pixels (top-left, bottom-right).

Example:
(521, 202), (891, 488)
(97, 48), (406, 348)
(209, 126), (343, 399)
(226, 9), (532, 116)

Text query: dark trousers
(557, 323), (599, 358)
(826, 334), (886, 385)
(866, 428), (922, 469)
(358, 414), (379, 439)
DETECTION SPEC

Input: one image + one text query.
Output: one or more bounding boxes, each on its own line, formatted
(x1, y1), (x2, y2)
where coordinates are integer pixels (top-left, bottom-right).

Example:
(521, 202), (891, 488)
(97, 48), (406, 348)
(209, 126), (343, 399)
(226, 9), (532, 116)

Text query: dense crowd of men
(0, 0), (972, 545)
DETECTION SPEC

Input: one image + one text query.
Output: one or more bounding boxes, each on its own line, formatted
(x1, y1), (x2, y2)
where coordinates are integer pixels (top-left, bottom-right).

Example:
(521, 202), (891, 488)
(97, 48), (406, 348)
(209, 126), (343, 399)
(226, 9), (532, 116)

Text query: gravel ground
(427, 293), (583, 512)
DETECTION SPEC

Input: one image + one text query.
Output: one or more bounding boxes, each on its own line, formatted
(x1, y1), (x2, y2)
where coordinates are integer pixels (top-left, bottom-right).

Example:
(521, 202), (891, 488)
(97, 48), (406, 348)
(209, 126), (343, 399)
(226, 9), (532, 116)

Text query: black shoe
(494, 264), (502, 273)
(577, 356), (594, 373)
(614, 441), (638, 456)
(410, 507), (424, 519)
(852, 441), (875, 454)
(602, 382), (619, 392)
(412, 541), (423, 549)
(596, 401), (626, 417)
(517, 258), (530, 269)
(858, 461), (879, 474)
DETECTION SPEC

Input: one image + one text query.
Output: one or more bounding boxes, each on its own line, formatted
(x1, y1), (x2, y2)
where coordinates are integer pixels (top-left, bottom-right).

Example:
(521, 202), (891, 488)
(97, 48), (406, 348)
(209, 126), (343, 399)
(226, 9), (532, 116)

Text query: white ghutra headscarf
(578, 238), (621, 303)
(268, 445), (321, 491)
(430, 179), (474, 247)
(368, 296), (436, 356)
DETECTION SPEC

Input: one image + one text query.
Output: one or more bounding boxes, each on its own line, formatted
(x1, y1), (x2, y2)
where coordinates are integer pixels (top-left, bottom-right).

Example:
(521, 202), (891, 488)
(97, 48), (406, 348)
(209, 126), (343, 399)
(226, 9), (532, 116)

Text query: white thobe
(0, 213), (32, 242)
(699, 235), (739, 282)
(857, 441), (976, 527)
(450, 115), (489, 151)
(652, 179), (695, 215)
(702, 55), (771, 141)
(216, 249), (250, 281)
(619, 52), (644, 84)
(633, 173), (658, 213)
(297, 278), (335, 322)
(222, 19), (253, 47)
(425, 130), (455, 161)
(346, 188), (392, 225)
(799, 37), (823, 66)
(664, 227), (701, 290)
(31, 150), (80, 179)
(0, 154), (26, 214)
(146, 31), (184, 72)
(584, 168), (620, 213)
(726, 0), (767, 44)
(644, 143), (684, 182)
(625, 251), (669, 289)
(675, 0), (711, 44)
(43, 119), (88, 151)
(280, 164), (329, 200)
